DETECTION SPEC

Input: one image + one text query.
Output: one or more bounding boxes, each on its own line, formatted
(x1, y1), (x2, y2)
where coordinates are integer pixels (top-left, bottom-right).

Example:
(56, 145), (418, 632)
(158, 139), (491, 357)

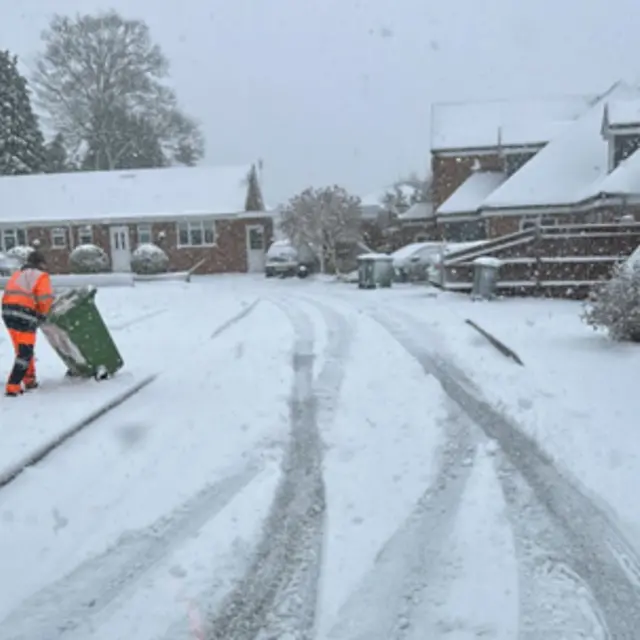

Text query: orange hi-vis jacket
(1, 267), (54, 329)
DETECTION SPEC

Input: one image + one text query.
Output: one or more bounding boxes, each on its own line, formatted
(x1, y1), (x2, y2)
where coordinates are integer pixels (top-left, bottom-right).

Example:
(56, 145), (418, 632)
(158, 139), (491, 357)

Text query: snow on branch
(279, 185), (363, 273)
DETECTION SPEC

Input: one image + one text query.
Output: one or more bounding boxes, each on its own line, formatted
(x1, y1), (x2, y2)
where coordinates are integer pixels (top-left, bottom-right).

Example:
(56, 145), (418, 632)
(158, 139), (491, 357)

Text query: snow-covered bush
(7, 245), (34, 265)
(582, 261), (640, 342)
(131, 243), (169, 274)
(69, 244), (110, 273)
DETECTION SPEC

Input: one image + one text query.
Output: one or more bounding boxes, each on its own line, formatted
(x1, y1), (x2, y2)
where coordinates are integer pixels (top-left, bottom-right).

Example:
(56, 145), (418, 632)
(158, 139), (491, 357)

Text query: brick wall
(431, 153), (502, 209)
(18, 216), (273, 275)
(484, 206), (640, 239)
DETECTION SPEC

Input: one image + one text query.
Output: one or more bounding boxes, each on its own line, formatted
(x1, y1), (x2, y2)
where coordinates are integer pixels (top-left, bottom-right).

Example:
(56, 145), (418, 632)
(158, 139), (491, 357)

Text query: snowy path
(1, 277), (640, 638)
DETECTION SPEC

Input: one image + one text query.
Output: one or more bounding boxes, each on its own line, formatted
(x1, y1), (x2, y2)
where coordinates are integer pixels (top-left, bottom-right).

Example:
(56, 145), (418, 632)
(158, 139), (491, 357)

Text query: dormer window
(613, 134), (640, 168)
(602, 101), (640, 171)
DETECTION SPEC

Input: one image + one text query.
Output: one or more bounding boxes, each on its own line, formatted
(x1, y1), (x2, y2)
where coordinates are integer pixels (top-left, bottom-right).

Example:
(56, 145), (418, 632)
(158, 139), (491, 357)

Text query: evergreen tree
(0, 50), (46, 175)
(44, 133), (74, 173)
(244, 165), (264, 210)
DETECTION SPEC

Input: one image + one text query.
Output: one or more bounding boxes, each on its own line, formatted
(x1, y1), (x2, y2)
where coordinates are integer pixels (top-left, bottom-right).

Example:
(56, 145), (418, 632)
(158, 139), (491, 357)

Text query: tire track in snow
(0, 464), (262, 640)
(206, 297), (352, 640)
(325, 398), (476, 640)
(496, 456), (610, 639)
(371, 306), (640, 639)
(109, 308), (168, 331)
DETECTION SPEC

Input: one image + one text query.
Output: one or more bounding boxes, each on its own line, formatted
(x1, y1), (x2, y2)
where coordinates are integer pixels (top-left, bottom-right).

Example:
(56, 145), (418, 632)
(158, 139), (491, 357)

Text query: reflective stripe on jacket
(2, 268), (54, 326)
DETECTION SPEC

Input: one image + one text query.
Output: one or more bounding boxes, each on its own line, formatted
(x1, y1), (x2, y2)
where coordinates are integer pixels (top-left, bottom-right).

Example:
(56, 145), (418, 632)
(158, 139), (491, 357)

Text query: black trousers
(3, 313), (36, 388)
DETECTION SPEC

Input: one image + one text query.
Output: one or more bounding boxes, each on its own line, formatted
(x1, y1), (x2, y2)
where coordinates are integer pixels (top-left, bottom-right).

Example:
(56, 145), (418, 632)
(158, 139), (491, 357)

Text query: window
(1, 228), (27, 251)
(78, 225), (93, 245)
(137, 224), (152, 245)
(51, 227), (68, 248)
(442, 220), (486, 243)
(520, 216), (557, 231)
(613, 134), (640, 169)
(177, 221), (215, 247)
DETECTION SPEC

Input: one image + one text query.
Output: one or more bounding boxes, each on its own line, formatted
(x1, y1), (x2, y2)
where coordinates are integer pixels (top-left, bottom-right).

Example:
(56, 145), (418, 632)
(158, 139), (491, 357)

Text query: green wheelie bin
(40, 285), (124, 380)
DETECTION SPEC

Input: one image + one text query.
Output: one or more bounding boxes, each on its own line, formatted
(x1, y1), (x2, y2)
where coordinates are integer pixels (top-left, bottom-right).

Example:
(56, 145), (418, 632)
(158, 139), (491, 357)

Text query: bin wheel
(94, 365), (109, 381)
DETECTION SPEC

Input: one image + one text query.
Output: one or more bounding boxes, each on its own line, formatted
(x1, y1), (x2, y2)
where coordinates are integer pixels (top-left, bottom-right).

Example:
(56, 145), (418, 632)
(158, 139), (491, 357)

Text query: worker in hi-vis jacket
(1, 250), (54, 396)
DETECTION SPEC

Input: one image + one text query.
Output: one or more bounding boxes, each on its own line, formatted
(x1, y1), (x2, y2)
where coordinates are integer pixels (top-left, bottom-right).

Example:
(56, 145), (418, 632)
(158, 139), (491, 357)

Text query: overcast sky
(3, 0), (640, 203)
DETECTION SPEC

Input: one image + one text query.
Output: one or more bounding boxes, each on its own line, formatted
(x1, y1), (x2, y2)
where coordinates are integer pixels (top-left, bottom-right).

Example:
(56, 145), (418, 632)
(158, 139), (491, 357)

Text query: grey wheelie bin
(40, 285), (124, 380)
(357, 254), (394, 289)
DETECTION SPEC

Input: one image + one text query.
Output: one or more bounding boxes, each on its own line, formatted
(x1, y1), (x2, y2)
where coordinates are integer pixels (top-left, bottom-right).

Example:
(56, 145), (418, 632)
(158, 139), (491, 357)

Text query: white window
(78, 225), (93, 245)
(137, 224), (153, 245)
(1, 228), (27, 251)
(51, 227), (68, 248)
(177, 221), (215, 247)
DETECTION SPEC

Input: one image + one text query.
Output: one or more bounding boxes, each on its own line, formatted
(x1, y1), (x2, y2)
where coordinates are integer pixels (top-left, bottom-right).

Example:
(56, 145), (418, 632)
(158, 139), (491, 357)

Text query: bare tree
(32, 11), (204, 170)
(279, 185), (362, 273)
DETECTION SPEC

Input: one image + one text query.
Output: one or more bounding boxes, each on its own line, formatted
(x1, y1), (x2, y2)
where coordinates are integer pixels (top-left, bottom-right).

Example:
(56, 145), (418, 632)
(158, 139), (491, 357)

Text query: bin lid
(51, 285), (97, 316)
(473, 256), (502, 268)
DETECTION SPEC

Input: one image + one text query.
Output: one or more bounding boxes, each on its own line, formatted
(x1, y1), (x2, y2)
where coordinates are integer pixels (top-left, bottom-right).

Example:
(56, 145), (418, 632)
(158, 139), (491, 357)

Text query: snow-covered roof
(592, 148), (640, 195)
(398, 202), (434, 220)
(0, 164), (258, 225)
(431, 94), (594, 151)
(437, 171), (506, 215)
(607, 99), (640, 127)
(481, 83), (640, 210)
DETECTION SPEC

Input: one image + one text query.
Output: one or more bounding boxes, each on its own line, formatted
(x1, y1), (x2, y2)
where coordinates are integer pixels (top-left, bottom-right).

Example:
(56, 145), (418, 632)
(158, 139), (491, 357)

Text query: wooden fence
(439, 222), (640, 298)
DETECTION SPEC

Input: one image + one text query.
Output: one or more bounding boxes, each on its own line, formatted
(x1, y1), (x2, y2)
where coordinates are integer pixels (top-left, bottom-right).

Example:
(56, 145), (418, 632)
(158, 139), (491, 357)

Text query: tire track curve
(0, 464), (261, 640)
(206, 297), (353, 640)
(325, 397), (477, 640)
(496, 455), (610, 639)
(370, 306), (640, 639)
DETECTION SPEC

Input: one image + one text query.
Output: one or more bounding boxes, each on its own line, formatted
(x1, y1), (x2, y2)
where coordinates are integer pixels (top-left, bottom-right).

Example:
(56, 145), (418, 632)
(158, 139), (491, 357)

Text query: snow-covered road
(1, 276), (639, 639)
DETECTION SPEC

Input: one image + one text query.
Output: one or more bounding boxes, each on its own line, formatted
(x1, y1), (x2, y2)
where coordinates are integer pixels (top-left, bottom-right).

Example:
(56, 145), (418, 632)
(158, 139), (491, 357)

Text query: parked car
(265, 240), (317, 278)
(391, 242), (443, 282)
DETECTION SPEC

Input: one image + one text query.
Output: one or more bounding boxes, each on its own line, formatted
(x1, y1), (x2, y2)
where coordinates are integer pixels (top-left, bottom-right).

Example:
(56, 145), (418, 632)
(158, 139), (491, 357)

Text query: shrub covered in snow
(131, 243), (169, 274)
(7, 245), (35, 265)
(69, 244), (110, 274)
(582, 261), (640, 342)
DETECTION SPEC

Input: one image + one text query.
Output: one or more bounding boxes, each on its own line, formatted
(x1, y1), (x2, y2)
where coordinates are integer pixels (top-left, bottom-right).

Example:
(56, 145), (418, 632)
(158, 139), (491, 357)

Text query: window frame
(176, 220), (216, 248)
(1, 228), (27, 252)
(77, 225), (93, 245)
(137, 223), (153, 245)
(50, 227), (68, 249)
(520, 216), (558, 231)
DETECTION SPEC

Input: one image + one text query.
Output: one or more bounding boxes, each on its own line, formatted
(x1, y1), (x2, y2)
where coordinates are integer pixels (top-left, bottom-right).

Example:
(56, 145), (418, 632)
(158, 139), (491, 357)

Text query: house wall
(484, 206), (640, 239)
(431, 153), (502, 209)
(11, 216), (273, 275)
(441, 221), (640, 299)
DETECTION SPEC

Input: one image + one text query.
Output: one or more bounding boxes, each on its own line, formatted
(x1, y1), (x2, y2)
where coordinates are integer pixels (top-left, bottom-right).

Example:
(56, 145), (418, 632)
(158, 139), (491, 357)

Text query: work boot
(5, 385), (23, 397)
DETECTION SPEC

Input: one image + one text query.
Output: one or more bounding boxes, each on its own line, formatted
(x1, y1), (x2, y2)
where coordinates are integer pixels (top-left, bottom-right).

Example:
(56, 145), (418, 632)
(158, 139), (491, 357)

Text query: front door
(109, 226), (131, 272)
(245, 224), (266, 272)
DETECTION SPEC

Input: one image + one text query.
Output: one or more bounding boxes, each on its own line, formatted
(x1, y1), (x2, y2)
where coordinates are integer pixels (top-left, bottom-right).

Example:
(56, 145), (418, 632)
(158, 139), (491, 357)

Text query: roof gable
(0, 164), (259, 225)
(607, 98), (640, 129)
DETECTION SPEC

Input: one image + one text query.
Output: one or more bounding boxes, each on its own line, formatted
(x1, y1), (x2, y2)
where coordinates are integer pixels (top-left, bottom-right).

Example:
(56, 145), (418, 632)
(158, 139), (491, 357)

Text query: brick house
(428, 81), (640, 242)
(0, 163), (273, 274)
